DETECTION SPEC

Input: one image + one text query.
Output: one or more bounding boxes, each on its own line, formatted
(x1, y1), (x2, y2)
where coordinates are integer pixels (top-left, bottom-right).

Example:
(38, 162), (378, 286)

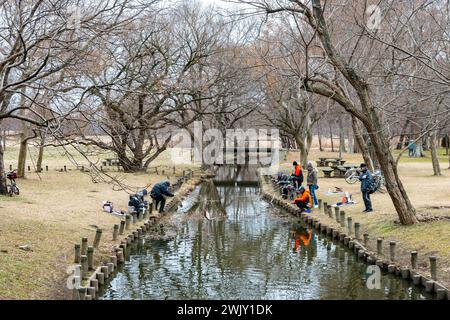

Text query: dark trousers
(362, 191), (372, 211)
(292, 177), (302, 189)
(295, 201), (308, 210)
(152, 195), (166, 213)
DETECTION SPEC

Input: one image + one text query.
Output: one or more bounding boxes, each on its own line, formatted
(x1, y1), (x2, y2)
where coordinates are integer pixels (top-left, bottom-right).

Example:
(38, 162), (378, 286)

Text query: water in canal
(101, 168), (432, 300)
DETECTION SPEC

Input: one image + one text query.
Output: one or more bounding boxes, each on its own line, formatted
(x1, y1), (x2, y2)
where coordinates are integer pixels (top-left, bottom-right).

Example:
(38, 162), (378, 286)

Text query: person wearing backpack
(358, 163), (373, 213)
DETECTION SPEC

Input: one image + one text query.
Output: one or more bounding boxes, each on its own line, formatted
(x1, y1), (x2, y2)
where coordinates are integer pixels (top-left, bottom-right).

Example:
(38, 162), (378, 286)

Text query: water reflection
(101, 183), (433, 300)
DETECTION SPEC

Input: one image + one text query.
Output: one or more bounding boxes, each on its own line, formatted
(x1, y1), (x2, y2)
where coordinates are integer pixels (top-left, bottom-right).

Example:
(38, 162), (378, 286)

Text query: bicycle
(6, 171), (20, 197)
(344, 168), (385, 192)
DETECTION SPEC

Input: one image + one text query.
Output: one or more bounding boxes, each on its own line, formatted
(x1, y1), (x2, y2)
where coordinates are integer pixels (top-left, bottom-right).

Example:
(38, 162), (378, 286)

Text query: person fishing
(306, 161), (319, 208)
(293, 186), (312, 213)
(359, 163), (374, 213)
(291, 161), (303, 189)
(150, 181), (174, 213)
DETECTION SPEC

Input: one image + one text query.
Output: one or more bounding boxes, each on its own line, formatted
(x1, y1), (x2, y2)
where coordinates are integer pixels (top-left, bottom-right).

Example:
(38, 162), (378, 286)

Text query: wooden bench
(103, 158), (120, 166)
(335, 166), (347, 178)
(321, 168), (334, 178)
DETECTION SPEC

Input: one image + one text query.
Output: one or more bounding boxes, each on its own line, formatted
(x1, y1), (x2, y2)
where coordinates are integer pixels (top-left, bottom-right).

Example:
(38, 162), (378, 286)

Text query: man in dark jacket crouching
(151, 181), (174, 213)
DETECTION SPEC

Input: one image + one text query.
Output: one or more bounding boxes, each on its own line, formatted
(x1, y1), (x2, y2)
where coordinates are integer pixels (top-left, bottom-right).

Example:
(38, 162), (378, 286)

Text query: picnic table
(102, 158), (120, 166)
(317, 157), (343, 167)
(321, 168), (334, 178)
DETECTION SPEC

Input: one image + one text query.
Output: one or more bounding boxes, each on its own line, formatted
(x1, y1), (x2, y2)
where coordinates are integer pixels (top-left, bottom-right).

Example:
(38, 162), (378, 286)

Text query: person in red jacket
(293, 186), (312, 212)
(291, 161), (303, 189)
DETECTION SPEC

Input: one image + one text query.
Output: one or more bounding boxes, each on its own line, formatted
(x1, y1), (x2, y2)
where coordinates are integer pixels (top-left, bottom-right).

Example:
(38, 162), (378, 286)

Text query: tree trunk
(17, 136), (28, 178)
(0, 125), (7, 195)
(329, 121), (334, 152)
(36, 138), (45, 173)
(1, 129), (5, 151)
(295, 136), (309, 169)
(317, 123), (323, 151)
(347, 127), (355, 153)
(430, 131), (441, 176)
(16, 91), (30, 178)
(339, 116), (346, 153)
(396, 119), (410, 150)
(351, 116), (374, 171)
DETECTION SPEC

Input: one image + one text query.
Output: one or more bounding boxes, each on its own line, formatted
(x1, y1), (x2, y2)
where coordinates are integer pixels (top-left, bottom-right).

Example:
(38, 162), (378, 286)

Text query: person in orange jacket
(291, 161), (303, 189)
(293, 186), (312, 212)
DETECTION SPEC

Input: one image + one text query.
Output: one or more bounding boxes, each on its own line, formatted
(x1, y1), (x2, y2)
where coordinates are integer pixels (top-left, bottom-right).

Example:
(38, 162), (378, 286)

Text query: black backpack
(367, 178), (379, 194)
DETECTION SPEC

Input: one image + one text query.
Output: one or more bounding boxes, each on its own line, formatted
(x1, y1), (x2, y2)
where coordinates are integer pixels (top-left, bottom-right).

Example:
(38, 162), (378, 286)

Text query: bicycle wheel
(344, 170), (359, 184)
(7, 185), (13, 197)
(14, 187), (20, 195)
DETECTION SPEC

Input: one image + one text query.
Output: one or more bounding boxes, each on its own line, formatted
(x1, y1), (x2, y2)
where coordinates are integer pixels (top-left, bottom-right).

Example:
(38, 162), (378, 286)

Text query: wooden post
(363, 234), (369, 247)
(90, 279), (99, 292)
(117, 250), (125, 264)
(119, 243), (127, 258)
(113, 224), (119, 241)
(354, 222), (360, 240)
(87, 246), (94, 270)
(340, 211), (346, 227)
(81, 237), (88, 256)
(425, 281), (434, 293)
(110, 256), (117, 267)
(412, 274), (421, 286)
(97, 272), (105, 286)
(318, 199), (322, 210)
(323, 202), (328, 214)
(429, 256), (437, 280)
(377, 238), (383, 255)
(325, 205), (330, 218)
(125, 215), (131, 230)
(347, 217), (353, 236)
(93, 229), (102, 249)
(81, 255), (88, 280)
(335, 207), (340, 222)
(64, 165), (67, 172)
(107, 262), (114, 274)
(74, 244), (81, 263)
(77, 287), (86, 300)
(27, 165), (30, 171)
(45, 165), (48, 171)
(100, 266), (109, 279)
(411, 251), (418, 269)
(119, 220), (125, 235)
(389, 241), (396, 262)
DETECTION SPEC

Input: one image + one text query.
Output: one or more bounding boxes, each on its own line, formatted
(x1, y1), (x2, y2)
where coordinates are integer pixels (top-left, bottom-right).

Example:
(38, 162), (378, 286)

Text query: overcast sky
(199, 0), (237, 8)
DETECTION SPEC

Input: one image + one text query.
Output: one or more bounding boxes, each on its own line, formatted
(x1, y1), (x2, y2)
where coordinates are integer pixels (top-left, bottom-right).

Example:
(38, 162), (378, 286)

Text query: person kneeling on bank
(150, 181), (174, 213)
(293, 186), (313, 213)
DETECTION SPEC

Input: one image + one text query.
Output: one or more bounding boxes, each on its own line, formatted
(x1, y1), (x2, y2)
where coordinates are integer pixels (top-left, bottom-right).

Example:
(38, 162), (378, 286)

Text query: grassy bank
(0, 144), (199, 299)
(281, 149), (450, 289)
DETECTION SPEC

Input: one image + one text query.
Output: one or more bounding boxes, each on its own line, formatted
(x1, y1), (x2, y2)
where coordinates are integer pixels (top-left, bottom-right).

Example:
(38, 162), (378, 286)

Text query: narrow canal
(101, 167), (433, 300)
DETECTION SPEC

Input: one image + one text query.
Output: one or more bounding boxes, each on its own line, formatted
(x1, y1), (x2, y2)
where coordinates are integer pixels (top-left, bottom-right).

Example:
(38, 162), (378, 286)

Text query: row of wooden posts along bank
(7, 163), (189, 175)
(259, 175), (450, 300)
(71, 170), (202, 300)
